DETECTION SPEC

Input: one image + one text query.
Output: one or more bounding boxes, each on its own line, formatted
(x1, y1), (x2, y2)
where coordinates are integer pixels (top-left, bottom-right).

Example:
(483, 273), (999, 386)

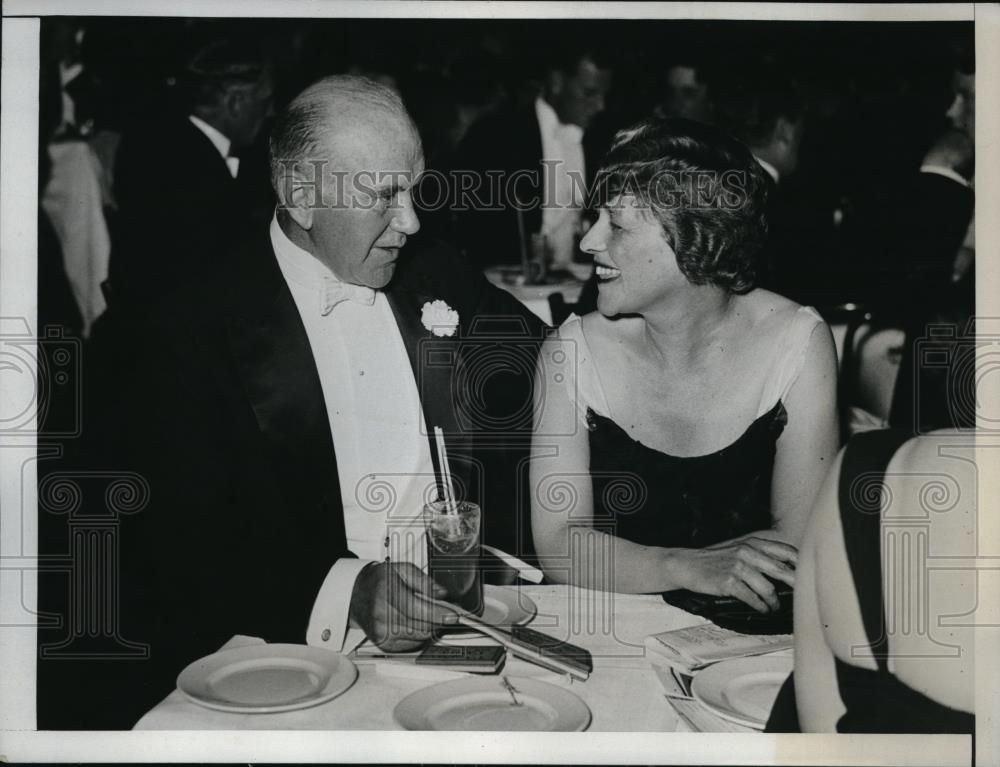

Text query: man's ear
(545, 69), (565, 98)
(224, 87), (246, 119)
(773, 116), (802, 149)
(282, 168), (316, 230)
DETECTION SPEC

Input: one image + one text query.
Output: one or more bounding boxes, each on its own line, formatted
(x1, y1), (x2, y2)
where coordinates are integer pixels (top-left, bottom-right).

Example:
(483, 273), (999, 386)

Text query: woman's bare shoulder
(739, 289), (808, 328)
(579, 310), (613, 336)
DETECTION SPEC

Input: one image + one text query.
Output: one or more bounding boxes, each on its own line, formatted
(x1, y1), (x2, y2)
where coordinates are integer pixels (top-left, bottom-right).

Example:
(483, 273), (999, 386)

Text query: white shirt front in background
(755, 156), (780, 185)
(535, 97), (585, 267)
(188, 114), (240, 179)
(270, 216), (436, 649)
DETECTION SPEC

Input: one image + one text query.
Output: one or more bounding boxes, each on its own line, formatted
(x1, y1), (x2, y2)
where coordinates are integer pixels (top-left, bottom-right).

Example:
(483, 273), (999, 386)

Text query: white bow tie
(320, 277), (376, 315)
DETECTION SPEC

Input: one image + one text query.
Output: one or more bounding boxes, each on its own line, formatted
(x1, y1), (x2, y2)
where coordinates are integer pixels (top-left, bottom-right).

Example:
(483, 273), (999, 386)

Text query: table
(483, 266), (590, 325)
(135, 585), (708, 731)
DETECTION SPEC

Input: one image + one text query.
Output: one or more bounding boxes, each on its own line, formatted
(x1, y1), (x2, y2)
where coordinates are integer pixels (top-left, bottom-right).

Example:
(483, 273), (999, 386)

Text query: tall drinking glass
(424, 500), (484, 615)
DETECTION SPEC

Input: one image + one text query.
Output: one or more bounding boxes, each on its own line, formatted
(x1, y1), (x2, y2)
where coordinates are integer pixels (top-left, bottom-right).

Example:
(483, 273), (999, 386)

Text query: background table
(483, 266), (589, 325)
(135, 585), (707, 731)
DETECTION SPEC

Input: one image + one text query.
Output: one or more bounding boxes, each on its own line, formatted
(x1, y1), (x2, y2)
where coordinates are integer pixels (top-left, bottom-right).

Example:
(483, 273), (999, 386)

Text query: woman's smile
(594, 260), (622, 282)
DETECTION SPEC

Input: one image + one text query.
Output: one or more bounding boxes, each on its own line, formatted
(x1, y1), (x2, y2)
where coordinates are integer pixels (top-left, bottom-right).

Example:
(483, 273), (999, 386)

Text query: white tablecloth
(134, 585), (707, 731)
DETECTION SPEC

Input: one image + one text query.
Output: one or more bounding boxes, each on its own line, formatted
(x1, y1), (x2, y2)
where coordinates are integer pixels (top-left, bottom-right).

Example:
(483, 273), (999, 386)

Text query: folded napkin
(480, 544), (544, 584)
(668, 696), (758, 733)
(645, 623), (792, 675)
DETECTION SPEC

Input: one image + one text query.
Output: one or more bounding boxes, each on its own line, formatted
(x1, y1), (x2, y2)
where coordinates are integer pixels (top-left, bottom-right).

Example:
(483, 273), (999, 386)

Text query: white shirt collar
(920, 164), (972, 189)
(188, 114), (233, 163)
(755, 156), (780, 184)
(270, 213), (342, 290)
(535, 96), (583, 144)
(59, 61), (84, 86)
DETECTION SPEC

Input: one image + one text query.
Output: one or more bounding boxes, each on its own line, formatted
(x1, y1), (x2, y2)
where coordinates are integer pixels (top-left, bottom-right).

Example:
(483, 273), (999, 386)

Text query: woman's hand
(668, 536), (798, 613)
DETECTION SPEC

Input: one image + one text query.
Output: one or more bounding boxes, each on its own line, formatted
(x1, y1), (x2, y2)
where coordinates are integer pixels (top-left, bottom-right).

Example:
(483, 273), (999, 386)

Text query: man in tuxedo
(655, 58), (715, 124)
(107, 37), (275, 313)
(452, 42), (613, 269)
(83, 74), (545, 727)
(886, 57), (976, 433)
(825, 50), (974, 316)
(710, 63), (843, 306)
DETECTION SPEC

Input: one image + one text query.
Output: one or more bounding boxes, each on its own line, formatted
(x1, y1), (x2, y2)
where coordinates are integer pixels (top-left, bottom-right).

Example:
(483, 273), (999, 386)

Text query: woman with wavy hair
(530, 118), (838, 610)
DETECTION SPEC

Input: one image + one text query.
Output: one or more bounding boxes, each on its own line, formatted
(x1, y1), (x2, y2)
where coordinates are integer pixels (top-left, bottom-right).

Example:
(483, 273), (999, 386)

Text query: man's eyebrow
(373, 180), (405, 197)
(376, 170), (421, 193)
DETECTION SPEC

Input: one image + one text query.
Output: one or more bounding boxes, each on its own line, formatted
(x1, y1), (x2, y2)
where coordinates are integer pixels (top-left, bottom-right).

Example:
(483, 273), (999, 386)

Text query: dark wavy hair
(591, 117), (770, 294)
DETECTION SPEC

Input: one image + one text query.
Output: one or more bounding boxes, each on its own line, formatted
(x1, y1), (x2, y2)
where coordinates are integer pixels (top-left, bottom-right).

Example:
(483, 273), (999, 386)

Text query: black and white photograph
(1, 1), (997, 764)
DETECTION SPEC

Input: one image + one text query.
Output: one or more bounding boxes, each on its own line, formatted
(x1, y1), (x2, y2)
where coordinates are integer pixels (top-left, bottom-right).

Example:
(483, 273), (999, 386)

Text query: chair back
(819, 302), (909, 442)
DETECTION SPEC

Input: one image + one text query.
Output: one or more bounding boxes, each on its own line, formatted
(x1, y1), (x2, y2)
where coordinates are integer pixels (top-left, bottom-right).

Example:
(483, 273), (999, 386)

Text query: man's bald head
(269, 74), (419, 205)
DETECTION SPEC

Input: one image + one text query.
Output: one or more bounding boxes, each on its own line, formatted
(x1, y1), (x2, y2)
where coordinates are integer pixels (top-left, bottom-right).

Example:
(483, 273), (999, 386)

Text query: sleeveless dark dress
(586, 401), (787, 549)
(560, 309), (821, 551)
(765, 429), (975, 733)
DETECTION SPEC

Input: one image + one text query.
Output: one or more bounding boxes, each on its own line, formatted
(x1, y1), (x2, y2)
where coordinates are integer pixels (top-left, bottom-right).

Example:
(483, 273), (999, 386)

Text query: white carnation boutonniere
(420, 299), (460, 337)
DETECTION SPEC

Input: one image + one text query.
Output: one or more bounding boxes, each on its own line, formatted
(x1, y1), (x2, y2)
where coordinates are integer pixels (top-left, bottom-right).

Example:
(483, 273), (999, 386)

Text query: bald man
(98, 75), (545, 726)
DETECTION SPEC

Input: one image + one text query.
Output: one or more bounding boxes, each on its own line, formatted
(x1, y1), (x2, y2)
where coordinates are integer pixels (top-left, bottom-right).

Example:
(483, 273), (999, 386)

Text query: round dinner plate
(691, 655), (794, 729)
(437, 586), (537, 640)
(394, 676), (591, 731)
(177, 643), (358, 714)
(481, 585), (537, 626)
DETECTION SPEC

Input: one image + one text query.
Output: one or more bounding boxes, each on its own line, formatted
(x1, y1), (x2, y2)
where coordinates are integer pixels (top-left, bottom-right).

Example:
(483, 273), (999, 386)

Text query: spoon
(501, 676), (523, 707)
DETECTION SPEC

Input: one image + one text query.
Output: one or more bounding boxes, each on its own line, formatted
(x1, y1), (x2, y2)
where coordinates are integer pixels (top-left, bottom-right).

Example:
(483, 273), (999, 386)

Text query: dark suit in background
(108, 114), (270, 311)
(880, 171), (974, 432)
(759, 173), (843, 306)
(453, 104), (604, 268)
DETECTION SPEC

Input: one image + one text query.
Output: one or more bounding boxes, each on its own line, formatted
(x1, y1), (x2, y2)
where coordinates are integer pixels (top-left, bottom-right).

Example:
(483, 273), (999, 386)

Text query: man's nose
(392, 196), (421, 236)
(945, 93), (964, 127)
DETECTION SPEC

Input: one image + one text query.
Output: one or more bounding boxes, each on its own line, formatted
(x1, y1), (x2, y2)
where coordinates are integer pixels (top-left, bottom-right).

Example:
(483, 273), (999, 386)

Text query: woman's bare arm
(768, 320), (841, 546)
(531, 333), (680, 592)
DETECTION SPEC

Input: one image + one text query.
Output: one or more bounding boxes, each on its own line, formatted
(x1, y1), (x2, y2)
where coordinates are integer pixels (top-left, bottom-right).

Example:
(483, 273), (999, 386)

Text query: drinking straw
(516, 208), (529, 277)
(433, 426), (457, 514)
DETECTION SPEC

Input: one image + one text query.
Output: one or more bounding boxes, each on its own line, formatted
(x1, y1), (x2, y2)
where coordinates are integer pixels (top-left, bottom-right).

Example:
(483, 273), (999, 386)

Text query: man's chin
(369, 264), (397, 290)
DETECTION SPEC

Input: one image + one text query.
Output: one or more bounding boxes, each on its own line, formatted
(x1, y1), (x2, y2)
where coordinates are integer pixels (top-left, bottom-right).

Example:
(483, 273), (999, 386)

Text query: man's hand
(349, 562), (460, 652)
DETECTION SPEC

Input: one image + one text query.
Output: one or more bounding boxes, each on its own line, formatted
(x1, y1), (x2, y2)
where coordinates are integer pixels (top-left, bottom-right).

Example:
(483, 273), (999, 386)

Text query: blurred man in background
(106, 36), (275, 315)
(928, 57), (975, 291)
(454, 40), (613, 269)
(656, 56), (715, 123)
(887, 49), (975, 433)
(712, 60), (839, 305)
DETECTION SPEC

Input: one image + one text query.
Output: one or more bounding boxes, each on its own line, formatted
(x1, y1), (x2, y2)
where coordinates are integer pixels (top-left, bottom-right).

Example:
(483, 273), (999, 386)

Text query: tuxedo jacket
(109, 113), (272, 311)
(758, 174), (843, 306)
(453, 103), (605, 268)
(839, 169), (973, 310)
(98, 229), (547, 724)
